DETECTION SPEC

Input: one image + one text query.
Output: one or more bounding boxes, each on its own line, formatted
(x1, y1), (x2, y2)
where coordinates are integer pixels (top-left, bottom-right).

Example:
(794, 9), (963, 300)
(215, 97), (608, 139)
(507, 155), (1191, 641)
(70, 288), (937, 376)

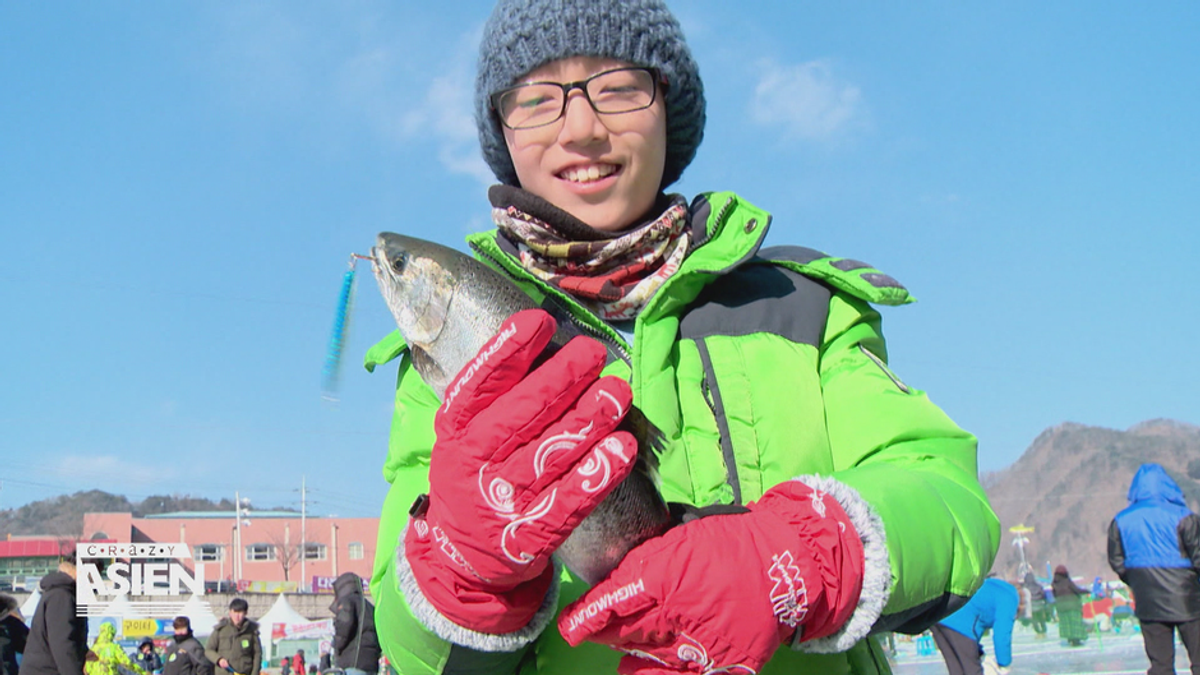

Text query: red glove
(558, 480), (865, 674)
(405, 309), (637, 634)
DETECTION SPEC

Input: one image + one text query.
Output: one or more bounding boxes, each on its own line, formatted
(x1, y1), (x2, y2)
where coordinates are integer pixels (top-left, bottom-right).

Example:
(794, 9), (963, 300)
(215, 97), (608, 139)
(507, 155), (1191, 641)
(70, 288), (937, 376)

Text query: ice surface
(887, 622), (1195, 675)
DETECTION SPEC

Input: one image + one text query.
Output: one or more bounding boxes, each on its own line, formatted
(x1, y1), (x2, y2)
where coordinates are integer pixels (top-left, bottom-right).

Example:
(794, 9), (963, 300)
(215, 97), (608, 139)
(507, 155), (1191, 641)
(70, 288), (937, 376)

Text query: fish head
(371, 232), (457, 348)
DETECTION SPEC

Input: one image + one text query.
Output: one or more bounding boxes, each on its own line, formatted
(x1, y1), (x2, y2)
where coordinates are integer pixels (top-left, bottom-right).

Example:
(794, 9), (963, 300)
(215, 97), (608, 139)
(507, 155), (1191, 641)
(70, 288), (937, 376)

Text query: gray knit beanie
(475, 0), (705, 189)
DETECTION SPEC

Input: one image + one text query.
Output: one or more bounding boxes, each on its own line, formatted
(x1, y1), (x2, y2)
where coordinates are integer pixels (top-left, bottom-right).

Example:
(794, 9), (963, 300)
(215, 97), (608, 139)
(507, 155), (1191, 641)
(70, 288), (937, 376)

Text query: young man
(365, 0), (1000, 672)
(163, 618), (212, 675)
(204, 600), (259, 675)
(1109, 463), (1200, 675)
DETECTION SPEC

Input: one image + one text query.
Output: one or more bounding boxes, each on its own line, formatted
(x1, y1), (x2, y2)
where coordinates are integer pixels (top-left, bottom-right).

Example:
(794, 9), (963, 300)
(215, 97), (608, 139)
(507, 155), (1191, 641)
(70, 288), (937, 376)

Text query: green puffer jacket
(364, 191), (1000, 674)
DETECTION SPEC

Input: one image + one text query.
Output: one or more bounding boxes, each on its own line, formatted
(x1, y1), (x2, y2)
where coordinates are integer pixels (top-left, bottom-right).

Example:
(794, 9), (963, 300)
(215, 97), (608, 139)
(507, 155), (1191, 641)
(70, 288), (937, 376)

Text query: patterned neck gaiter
(490, 186), (692, 321)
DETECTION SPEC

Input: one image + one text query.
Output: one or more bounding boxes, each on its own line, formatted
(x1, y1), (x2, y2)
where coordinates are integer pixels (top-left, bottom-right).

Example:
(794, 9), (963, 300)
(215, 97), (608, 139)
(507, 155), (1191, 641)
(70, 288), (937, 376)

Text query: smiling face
(502, 56), (668, 233)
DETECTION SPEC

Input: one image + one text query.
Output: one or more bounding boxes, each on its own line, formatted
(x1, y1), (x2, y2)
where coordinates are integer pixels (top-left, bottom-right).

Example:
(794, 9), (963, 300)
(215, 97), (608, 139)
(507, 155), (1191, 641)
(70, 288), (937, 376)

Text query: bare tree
(47, 521), (82, 563)
(265, 531), (300, 582)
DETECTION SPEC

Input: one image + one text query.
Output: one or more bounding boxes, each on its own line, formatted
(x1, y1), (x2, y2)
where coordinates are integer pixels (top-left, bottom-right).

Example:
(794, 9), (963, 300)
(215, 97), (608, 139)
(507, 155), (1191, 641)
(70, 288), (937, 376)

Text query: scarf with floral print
(491, 186), (691, 320)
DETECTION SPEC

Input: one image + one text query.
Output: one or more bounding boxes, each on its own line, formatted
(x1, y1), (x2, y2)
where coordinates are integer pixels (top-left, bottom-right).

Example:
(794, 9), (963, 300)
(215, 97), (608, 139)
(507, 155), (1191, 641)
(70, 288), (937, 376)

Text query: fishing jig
(321, 253), (373, 401)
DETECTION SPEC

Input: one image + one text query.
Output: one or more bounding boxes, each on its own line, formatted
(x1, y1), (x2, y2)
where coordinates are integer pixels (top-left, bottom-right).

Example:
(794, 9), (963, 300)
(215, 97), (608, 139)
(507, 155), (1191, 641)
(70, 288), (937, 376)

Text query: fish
(370, 231), (672, 584)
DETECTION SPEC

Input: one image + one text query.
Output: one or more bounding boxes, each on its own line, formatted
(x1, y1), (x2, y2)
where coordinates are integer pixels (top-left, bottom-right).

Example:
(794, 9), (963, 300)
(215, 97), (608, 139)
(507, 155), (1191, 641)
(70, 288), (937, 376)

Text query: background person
(365, 0), (999, 672)
(1020, 572), (1049, 638)
(1, 594), (29, 675)
(931, 576), (1019, 675)
(163, 618), (212, 675)
(19, 562), (88, 675)
(1052, 565), (1089, 647)
(132, 640), (161, 675)
(83, 624), (144, 675)
(1109, 462), (1200, 675)
(204, 600), (259, 675)
(330, 574), (379, 675)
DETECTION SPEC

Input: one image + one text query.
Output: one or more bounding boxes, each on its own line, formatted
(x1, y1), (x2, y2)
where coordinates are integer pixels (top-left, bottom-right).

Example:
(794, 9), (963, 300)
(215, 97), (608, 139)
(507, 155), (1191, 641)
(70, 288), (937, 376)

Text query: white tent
(19, 588), (41, 620)
(178, 594), (222, 638)
(258, 593), (310, 628)
(257, 594), (313, 660)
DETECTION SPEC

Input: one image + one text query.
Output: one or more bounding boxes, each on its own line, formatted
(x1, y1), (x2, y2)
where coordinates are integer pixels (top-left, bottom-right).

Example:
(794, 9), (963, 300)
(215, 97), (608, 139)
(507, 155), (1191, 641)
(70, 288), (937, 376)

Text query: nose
(557, 89), (608, 146)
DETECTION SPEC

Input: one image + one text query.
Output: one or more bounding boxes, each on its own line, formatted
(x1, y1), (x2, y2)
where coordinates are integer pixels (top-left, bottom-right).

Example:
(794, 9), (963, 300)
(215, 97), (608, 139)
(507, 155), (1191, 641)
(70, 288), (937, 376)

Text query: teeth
(563, 164), (616, 183)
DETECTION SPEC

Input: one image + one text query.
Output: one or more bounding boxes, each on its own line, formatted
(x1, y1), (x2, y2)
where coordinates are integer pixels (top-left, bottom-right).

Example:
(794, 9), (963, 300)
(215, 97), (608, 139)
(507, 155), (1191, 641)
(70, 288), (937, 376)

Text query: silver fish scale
(372, 232), (671, 585)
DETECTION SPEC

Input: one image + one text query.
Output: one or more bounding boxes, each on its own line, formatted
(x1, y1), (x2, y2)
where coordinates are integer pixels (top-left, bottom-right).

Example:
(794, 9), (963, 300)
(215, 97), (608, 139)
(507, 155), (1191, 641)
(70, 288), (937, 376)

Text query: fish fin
(409, 345), (449, 390)
(622, 406), (665, 475)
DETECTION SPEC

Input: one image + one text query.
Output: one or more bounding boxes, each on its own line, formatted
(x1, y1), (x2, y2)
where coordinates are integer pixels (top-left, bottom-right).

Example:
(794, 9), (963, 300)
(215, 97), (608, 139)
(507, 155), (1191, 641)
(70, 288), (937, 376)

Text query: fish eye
(391, 252), (408, 274)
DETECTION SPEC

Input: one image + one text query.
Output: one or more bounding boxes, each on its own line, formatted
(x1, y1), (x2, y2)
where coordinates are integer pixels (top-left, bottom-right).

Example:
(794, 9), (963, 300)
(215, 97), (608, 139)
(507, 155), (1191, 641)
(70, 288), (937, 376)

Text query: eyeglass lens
(497, 68), (656, 130)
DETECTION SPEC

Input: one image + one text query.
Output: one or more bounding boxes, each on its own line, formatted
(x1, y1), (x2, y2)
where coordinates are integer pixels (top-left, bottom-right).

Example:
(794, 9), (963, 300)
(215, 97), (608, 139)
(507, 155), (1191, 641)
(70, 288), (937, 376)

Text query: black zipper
(696, 338), (742, 505)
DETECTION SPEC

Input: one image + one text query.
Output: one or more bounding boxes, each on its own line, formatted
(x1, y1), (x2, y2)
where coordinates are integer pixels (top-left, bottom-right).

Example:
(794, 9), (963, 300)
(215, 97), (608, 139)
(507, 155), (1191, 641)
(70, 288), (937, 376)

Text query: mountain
(983, 418), (1200, 582)
(0, 491), (293, 538)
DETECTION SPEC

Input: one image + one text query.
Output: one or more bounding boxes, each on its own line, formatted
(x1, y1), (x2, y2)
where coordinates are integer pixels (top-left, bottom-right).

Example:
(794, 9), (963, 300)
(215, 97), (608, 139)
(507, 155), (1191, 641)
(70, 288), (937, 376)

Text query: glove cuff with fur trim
(789, 475), (892, 654)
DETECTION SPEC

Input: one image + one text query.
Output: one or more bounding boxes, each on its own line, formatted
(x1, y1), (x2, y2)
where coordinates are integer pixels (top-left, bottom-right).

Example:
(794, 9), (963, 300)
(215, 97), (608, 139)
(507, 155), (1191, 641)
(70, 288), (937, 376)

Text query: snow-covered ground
(887, 623), (1196, 675)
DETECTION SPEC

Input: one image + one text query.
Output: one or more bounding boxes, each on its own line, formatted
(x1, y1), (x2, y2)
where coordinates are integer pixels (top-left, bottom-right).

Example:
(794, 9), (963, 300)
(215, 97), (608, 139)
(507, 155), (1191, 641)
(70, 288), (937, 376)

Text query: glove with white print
(558, 480), (866, 674)
(405, 309), (637, 635)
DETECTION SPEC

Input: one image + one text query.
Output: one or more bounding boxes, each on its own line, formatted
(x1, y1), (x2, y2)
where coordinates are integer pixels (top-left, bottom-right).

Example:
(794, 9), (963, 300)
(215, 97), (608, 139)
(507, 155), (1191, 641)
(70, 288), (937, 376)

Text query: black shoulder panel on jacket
(679, 260), (831, 346)
(442, 644), (530, 675)
(870, 592), (971, 636)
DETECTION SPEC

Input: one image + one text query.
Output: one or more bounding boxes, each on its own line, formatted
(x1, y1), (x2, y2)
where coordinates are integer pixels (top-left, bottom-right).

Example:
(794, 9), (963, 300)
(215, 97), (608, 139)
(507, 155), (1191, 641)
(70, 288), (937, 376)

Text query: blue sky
(3, 2), (1198, 518)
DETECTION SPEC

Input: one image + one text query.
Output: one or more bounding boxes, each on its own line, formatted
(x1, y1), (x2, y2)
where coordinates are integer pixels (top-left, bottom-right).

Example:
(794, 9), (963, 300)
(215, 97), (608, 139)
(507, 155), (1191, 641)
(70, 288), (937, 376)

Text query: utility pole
(235, 491), (242, 586)
(235, 493), (251, 588)
(300, 476), (307, 592)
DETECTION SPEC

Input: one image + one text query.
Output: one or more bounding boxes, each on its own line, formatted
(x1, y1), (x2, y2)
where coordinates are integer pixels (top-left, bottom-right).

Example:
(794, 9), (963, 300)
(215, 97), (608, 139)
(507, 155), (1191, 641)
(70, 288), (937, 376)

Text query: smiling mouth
(558, 163), (619, 184)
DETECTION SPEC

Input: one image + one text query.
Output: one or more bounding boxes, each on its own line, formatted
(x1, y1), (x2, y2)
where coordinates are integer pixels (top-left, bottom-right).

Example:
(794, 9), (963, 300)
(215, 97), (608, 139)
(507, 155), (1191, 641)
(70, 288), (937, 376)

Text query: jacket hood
(1128, 463), (1187, 507)
(98, 621), (117, 643)
(40, 570), (76, 592)
(332, 572), (363, 597)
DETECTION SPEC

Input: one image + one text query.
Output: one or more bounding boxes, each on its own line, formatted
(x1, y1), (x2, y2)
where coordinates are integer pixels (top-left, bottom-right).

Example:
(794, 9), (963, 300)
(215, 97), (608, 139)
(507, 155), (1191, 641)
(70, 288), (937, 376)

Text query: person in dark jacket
(132, 640), (162, 675)
(162, 618), (212, 675)
(1108, 462), (1200, 675)
(1051, 564), (1089, 646)
(1019, 573), (1049, 637)
(204, 600), (259, 675)
(1, 594), (30, 675)
(19, 563), (88, 675)
(329, 574), (379, 675)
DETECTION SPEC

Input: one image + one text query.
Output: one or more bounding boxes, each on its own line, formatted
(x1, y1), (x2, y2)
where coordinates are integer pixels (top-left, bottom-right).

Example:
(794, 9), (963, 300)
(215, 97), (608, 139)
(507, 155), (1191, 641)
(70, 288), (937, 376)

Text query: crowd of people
(0, 573), (381, 675)
(920, 462), (1200, 675)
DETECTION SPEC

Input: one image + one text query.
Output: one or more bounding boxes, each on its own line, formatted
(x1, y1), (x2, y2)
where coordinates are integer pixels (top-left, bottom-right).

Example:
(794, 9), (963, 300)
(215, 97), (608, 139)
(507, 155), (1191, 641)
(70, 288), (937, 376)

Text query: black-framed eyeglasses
(491, 67), (665, 130)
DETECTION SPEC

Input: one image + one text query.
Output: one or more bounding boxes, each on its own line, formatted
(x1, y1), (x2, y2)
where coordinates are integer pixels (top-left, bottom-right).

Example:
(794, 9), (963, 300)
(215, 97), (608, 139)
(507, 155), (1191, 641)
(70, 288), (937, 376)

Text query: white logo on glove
(674, 633), (757, 675)
(578, 436), (632, 493)
(809, 486), (828, 519)
(767, 550), (809, 629)
(443, 322), (519, 411)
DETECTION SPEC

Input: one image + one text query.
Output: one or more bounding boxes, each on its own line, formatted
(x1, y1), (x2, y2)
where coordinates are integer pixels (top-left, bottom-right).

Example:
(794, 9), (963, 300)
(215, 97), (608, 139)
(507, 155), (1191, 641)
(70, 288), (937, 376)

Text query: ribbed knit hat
(475, 0), (705, 189)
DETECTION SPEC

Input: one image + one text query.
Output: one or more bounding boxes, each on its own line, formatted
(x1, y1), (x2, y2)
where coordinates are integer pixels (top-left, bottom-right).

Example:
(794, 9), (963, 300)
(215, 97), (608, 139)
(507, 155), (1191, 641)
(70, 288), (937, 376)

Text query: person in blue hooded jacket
(931, 576), (1019, 675)
(1108, 462), (1200, 675)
